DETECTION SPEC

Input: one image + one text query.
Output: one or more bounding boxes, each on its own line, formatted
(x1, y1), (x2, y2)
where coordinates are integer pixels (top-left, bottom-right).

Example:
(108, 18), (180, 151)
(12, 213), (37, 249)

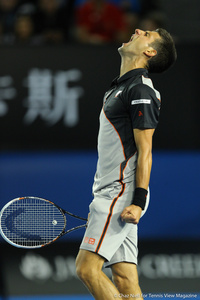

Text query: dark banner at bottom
(138, 240), (200, 293)
(0, 240), (199, 297)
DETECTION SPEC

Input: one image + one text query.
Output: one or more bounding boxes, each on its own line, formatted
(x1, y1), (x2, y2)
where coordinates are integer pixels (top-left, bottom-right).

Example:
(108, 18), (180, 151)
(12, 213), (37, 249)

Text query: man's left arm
(121, 128), (154, 224)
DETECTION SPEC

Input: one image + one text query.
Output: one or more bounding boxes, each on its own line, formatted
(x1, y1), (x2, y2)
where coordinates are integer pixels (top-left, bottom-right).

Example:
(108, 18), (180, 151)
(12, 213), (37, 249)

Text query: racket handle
(65, 224), (87, 235)
(64, 210), (87, 221)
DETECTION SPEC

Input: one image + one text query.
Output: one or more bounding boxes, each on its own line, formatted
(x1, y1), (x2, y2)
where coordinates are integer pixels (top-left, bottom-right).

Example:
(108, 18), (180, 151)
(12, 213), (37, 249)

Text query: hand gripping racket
(0, 197), (87, 249)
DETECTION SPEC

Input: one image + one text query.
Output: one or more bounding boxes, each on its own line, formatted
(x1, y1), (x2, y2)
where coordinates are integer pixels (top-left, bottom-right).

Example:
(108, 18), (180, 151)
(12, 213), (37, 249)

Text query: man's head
(118, 28), (177, 73)
(147, 28), (177, 73)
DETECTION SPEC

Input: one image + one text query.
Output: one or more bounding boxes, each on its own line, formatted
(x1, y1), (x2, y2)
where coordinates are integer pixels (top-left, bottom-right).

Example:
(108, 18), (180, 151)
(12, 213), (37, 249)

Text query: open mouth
(121, 34), (135, 47)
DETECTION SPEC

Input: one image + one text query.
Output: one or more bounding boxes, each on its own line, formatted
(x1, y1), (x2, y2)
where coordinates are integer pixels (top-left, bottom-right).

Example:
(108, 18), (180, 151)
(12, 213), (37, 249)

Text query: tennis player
(76, 28), (177, 299)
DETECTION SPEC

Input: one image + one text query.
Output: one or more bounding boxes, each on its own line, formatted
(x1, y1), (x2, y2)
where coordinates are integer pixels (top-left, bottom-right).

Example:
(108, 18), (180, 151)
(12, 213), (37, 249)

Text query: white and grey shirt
(93, 68), (161, 194)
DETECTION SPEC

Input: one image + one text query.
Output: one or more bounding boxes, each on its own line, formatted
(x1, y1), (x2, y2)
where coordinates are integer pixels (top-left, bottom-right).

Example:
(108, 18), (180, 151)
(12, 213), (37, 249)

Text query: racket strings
(0, 197), (66, 247)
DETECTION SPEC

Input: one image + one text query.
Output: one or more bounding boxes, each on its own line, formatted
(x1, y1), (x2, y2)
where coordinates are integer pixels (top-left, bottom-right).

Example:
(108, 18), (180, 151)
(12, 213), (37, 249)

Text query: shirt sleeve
(126, 83), (161, 129)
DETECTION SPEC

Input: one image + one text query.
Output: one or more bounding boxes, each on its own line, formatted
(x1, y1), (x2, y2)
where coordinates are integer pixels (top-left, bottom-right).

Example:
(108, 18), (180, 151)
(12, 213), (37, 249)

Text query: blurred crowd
(0, 0), (166, 46)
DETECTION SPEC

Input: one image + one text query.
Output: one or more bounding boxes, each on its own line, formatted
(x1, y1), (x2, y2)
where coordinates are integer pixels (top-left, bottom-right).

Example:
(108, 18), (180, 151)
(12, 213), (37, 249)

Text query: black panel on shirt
(103, 69), (161, 160)
(123, 83), (160, 129)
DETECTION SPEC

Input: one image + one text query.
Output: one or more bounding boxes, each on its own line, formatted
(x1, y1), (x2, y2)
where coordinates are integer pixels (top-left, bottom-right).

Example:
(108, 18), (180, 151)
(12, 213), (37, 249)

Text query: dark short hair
(147, 28), (177, 73)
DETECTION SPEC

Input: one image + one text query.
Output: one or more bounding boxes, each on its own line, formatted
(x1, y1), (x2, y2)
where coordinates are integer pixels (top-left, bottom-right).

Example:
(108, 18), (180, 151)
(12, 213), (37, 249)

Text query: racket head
(0, 197), (66, 249)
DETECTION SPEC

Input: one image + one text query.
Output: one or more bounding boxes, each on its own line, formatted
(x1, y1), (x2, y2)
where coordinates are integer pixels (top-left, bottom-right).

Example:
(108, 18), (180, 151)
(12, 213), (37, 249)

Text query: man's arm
(121, 128), (154, 224)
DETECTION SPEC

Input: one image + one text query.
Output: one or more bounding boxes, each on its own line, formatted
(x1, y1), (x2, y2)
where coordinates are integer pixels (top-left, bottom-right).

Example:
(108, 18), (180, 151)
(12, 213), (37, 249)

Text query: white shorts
(80, 182), (149, 267)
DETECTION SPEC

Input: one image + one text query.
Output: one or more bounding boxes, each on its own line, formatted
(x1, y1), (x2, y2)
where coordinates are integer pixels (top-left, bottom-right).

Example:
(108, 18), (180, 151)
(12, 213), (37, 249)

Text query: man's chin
(118, 44), (125, 53)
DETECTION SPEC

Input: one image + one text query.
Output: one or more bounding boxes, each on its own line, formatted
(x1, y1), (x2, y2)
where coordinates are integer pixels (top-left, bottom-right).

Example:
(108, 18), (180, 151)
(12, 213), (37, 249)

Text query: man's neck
(119, 56), (146, 77)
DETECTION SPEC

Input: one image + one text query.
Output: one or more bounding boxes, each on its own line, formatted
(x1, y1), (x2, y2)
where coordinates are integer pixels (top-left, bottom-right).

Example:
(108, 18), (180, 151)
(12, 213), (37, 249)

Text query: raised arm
(134, 128), (154, 189)
(121, 128), (154, 224)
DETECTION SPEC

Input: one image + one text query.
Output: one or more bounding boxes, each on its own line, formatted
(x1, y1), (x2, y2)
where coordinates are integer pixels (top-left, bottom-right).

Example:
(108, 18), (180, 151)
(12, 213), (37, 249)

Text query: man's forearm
(135, 150), (152, 190)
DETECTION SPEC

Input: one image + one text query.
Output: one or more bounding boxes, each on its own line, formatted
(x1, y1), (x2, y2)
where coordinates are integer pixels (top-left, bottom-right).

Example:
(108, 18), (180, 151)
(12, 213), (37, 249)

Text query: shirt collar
(111, 68), (148, 86)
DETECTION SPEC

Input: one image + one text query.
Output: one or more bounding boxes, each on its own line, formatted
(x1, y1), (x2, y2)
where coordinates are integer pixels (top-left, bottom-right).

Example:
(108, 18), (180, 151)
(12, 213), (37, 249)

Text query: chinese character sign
(23, 68), (84, 127)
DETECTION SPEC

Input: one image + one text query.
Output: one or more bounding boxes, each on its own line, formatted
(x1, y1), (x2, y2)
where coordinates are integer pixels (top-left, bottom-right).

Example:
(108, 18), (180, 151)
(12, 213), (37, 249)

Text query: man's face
(118, 29), (161, 57)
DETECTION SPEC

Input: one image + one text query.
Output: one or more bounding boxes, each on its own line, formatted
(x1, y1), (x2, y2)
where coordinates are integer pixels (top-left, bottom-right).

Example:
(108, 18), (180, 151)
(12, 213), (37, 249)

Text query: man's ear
(143, 48), (157, 58)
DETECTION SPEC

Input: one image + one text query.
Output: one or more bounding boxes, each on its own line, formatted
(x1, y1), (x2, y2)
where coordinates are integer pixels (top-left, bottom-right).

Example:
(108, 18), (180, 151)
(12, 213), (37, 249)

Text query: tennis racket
(0, 196), (87, 249)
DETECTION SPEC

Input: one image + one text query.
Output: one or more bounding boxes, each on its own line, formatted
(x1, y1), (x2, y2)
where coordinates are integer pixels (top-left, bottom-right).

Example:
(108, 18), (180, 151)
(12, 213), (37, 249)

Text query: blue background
(0, 150), (199, 241)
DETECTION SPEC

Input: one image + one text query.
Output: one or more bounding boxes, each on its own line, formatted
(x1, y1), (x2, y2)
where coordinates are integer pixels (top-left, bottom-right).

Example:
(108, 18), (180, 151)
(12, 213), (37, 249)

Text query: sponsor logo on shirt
(88, 238), (95, 245)
(138, 111), (143, 116)
(131, 99), (151, 105)
(84, 237), (96, 245)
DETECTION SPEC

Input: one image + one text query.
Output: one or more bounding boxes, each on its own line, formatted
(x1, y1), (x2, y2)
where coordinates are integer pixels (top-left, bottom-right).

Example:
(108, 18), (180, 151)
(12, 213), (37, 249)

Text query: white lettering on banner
(19, 252), (53, 281)
(138, 254), (200, 279)
(53, 256), (77, 282)
(0, 76), (16, 116)
(23, 68), (84, 127)
(19, 252), (112, 282)
(19, 252), (78, 282)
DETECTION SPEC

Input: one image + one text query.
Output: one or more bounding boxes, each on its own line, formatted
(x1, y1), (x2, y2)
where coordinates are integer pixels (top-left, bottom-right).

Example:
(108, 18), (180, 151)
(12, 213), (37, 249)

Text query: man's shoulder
(126, 76), (160, 101)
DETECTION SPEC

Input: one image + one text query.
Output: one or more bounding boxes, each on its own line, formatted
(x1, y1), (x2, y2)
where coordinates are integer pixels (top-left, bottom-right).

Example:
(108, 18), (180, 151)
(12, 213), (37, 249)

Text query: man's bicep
(133, 128), (155, 151)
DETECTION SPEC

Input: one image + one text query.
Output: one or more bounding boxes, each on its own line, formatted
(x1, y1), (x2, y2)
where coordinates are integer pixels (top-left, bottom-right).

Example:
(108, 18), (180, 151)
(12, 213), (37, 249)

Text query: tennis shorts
(80, 182), (149, 267)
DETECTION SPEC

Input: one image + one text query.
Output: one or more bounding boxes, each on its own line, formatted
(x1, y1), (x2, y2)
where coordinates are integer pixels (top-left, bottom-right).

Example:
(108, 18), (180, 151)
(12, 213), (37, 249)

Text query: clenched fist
(121, 205), (142, 224)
